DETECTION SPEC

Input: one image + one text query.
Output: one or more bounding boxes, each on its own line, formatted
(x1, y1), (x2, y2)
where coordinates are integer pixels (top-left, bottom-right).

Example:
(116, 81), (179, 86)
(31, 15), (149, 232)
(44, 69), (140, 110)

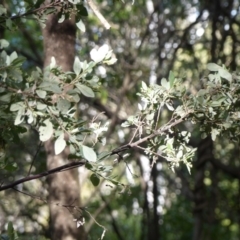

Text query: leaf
(7, 221), (18, 240)
(36, 102), (47, 110)
(90, 173), (100, 186)
(81, 145), (97, 162)
(176, 150), (183, 159)
(211, 128), (219, 141)
(76, 19), (85, 32)
(0, 5), (7, 15)
(73, 57), (81, 75)
(10, 51), (18, 63)
(161, 78), (170, 90)
(0, 93), (11, 103)
(138, 103), (143, 111)
(36, 89), (47, 98)
(77, 5), (88, 16)
(76, 83), (95, 98)
(68, 0), (81, 4)
(104, 57), (118, 65)
(38, 81), (62, 93)
(85, 162), (93, 170)
(5, 162), (18, 172)
(57, 98), (71, 113)
(218, 68), (232, 81)
(166, 102), (174, 111)
(98, 151), (110, 161)
(141, 81), (148, 91)
(50, 56), (56, 69)
(207, 63), (220, 71)
(121, 121), (130, 127)
(6, 18), (12, 30)
(58, 14), (65, 23)
(14, 108), (25, 125)
(0, 39), (9, 49)
(55, 133), (66, 155)
(7, 221), (14, 239)
(10, 102), (24, 112)
(39, 119), (53, 142)
(146, 112), (154, 121)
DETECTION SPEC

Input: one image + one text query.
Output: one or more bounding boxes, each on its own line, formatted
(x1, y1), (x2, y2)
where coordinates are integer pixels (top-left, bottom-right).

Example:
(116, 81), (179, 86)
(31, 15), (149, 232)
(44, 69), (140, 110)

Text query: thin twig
(28, 141), (42, 176)
(85, 209), (107, 240)
(111, 113), (190, 156)
(86, 0), (111, 29)
(0, 2), (61, 25)
(129, 126), (140, 144)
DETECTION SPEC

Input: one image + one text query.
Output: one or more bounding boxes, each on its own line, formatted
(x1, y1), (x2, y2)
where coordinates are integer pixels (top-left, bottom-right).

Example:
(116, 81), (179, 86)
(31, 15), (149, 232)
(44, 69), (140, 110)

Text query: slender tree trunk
(151, 163), (160, 240)
(43, 13), (86, 240)
(192, 136), (213, 240)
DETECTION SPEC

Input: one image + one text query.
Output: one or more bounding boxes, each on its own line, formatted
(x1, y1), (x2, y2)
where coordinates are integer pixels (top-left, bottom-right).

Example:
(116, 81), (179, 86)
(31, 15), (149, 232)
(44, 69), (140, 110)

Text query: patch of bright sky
(126, 163), (135, 185)
(146, 0), (154, 13)
(140, 155), (151, 181)
(231, 9), (237, 17)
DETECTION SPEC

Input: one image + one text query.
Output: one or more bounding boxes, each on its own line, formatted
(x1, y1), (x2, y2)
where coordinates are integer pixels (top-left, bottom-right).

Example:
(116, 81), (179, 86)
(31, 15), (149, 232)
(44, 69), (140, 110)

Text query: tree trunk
(43, 13), (86, 240)
(192, 136), (213, 240)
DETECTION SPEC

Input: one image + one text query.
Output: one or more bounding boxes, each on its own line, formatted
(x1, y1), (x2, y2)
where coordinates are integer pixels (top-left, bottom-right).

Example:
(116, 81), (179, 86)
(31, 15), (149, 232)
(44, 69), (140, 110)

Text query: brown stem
(0, 160), (85, 191)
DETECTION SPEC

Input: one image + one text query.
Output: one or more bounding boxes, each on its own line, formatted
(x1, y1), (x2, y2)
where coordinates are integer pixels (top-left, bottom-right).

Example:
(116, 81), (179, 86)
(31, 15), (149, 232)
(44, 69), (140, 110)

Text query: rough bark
(43, 14), (86, 240)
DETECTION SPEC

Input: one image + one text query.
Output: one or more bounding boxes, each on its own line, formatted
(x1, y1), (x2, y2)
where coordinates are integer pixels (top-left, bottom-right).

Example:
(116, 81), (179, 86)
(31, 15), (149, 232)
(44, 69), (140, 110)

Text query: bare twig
(86, 0), (111, 29)
(27, 141), (42, 176)
(0, 1), (62, 25)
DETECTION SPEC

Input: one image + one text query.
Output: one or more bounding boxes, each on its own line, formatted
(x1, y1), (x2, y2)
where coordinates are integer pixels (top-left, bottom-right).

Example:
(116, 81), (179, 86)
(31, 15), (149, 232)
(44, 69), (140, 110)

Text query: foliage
(2, 50), (236, 180)
(0, 0), (240, 239)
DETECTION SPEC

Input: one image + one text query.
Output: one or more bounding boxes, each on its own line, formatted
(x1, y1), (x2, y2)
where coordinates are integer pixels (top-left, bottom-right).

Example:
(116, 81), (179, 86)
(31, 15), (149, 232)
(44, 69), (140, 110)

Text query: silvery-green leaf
(73, 56), (81, 75)
(81, 145), (97, 162)
(55, 133), (66, 155)
(36, 89), (47, 98)
(10, 102), (24, 112)
(50, 56), (56, 69)
(76, 19), (85, 32)
(161, 78), (170, 90)
(57, 98), (71, 113)
(218, 68), (232, 81)
(39, 119), (53, 142)
(76, 83), (95, 98)
(166, 102), (174, 111)
(0, 39), (9, 48)
(9, 51), (17, 62)
(37, 102), (47, 110)
(14, 108), (25, 125)
(211, 128), (219, 141)
(141, 81), (148, 91)
(58, 14), (65, 23)
(104, 57), (117, 65)
(207, 63), (220, 71)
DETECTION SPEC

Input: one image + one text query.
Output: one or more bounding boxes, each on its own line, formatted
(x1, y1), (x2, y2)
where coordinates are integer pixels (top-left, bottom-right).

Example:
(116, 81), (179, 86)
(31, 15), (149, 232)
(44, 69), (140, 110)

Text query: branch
(0, 1), (62, 25)
(111, 114), (189, 156)
(0, 160), (86, 191)
(86, 0), (111, 29)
